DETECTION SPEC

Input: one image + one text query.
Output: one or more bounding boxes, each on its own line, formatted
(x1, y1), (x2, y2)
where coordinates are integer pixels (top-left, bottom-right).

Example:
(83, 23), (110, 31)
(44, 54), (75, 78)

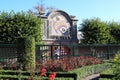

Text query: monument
(40, 10), (78, 45)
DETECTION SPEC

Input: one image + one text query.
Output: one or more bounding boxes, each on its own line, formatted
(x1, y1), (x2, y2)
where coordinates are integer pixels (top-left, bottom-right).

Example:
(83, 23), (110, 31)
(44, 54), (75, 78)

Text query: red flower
(40, 67), (47, 77)
(49, 72), (56, 80)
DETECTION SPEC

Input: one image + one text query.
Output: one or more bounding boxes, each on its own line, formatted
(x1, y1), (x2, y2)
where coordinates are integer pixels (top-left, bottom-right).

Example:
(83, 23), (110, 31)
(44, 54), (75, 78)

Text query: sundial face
(49, 14), (70, 37)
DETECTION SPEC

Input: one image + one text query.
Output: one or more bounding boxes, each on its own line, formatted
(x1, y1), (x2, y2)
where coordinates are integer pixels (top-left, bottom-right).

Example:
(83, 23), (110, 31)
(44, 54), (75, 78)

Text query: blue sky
(1, 0), (120, 27)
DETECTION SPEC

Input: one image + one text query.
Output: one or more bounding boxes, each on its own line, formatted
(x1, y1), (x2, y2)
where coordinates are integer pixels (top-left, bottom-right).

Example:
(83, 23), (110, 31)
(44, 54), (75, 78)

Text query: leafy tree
(80, 18), (111, 44)
(108, 22), (120, 44)
(0, 11), (43, 44)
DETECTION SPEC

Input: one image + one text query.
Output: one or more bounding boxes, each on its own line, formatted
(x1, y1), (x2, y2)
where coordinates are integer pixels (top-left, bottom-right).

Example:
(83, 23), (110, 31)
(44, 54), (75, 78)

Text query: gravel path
(81, 74), (100, 80)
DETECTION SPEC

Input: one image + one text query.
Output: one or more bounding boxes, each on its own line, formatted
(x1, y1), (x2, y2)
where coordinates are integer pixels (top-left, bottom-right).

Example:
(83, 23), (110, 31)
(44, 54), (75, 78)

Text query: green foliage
(69, 63), (112, 79)
(100, 68), (114, 75)
(99, 78), (112, 80)
(0, 70), (74, 80)
(0, 70), (46, 80)
(99, 53), (120, 79)
(112, 53), (120, 79)
(0, 11), (43, 44)
(17, 37), (35, 71)
(0, 63), (112, 80)
(80, 18), (110, 44)
(79, 18), (120, 44)
(108, 22), (120, 44)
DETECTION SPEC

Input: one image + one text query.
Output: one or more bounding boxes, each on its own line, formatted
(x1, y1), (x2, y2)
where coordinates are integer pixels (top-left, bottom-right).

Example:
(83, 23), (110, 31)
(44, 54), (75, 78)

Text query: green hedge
(99, 53), (120, 80)
(0, 11), (43, 44)
(0, 70), (74, 80)
(100, 68), (114, 75)
(0, 63), (112, 80)
(100, 68), (114, 80)
(17, 36), (35, 71)
(69, 63), (112, 80)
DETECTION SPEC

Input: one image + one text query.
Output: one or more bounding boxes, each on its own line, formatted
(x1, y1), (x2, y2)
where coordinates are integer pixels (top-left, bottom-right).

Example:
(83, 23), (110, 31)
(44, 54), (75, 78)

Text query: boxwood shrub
(69, 63), (112, 80)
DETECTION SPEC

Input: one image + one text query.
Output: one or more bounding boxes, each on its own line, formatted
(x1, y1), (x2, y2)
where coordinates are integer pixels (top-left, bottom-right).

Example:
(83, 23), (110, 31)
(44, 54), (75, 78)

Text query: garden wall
(0, 44), (120, 66)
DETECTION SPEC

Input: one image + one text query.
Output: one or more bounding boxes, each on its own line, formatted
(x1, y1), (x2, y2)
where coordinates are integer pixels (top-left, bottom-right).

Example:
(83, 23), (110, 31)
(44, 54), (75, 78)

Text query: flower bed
(0, 56), (107, 80)
(0, 63), (112, 80)
(36, 56), (104, 72)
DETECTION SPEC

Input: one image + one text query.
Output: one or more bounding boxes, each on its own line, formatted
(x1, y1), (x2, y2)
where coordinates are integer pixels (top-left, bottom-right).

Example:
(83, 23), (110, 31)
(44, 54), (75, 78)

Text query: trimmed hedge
(0, 11), (43, 44)
(0, 70), (75, 80)
(69, 63), (112, 80)
(0, 63), (112, 80)
(17, 36), (36, 71)
(99, 54), (120, 80)
(100, 68), (114, 80)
